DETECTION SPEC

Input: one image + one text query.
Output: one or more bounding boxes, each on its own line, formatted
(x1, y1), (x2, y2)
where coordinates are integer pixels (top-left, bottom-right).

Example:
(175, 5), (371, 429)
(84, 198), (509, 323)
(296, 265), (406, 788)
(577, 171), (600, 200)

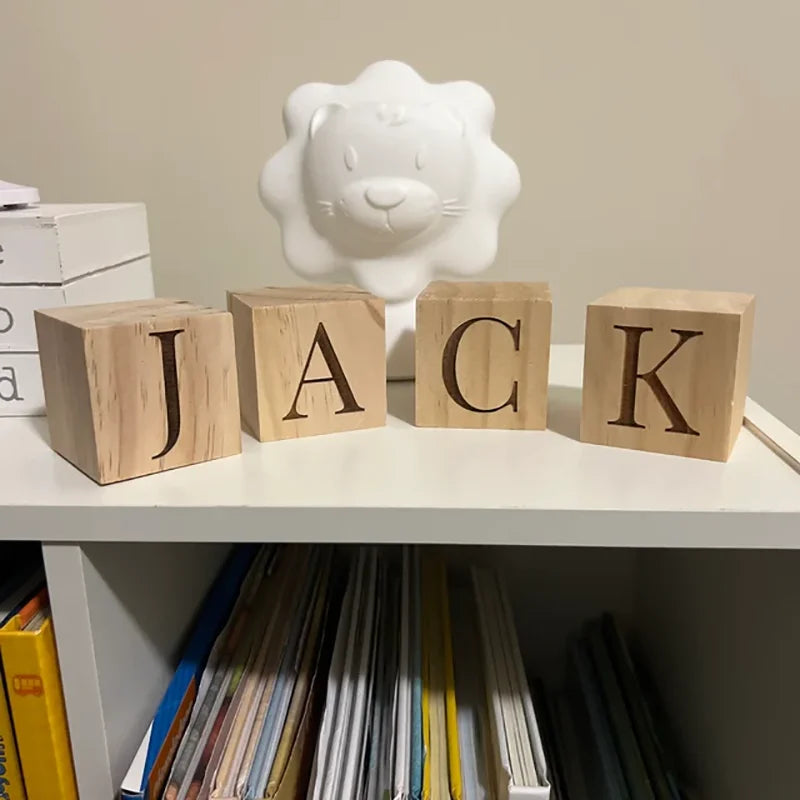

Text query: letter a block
(581, 287), (755, 461)
(34, 299), (242, 484)
(227, 285), (386, 441)
(415, 281), (552, 429)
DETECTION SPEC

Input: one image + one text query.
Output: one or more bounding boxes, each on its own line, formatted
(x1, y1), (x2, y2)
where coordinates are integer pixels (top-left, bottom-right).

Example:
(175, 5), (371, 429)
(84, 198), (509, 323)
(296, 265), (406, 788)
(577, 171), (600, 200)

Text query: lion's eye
(344, 145), (358, 171)
(415, 146), (427, 170)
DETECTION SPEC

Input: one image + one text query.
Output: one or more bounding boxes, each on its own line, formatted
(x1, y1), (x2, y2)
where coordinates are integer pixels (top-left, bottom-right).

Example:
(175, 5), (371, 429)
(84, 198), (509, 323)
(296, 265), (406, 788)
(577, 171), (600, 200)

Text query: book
(0, 590), (77, 800)
(473, 568), (549, 798)
(586, 621), (655, 800)
(422, 559), (448, 800)
(601, 615), (679, 800)
(409, 548), (423, 800)
(0, 667), (27, 800)
(164, 548), (279, 800)
(568, 637), (630, 800)
(119, 544), (262, 800)
(0, 551), (42, 800)
(451, 578), (494, 800)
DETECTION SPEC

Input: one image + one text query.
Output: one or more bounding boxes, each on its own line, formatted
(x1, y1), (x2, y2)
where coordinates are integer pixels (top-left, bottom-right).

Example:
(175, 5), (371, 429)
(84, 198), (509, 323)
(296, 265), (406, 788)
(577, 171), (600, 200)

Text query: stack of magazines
(533, 616), (691, 800)
(121, 544), (550, 800)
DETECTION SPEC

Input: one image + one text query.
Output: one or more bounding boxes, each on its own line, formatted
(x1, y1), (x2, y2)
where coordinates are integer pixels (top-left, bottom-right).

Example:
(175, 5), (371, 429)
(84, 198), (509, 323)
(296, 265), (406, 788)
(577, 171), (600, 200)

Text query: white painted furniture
(0, 203), (154, 415)
(0, 345), (797, 799)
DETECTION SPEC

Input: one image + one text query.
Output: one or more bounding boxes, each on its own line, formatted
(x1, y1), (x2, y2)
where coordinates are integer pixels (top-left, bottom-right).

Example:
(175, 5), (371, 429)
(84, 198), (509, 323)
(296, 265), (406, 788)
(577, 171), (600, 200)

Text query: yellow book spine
(0, 670), (27, 800)
(0, 618), (77, 800)
(421, 562), (432, 800)
(440, 565), (462, 800)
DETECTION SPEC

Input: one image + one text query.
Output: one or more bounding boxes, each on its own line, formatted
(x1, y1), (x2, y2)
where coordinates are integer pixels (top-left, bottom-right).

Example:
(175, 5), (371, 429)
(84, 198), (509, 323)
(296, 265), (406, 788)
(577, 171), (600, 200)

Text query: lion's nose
(365, 183), (407, 210)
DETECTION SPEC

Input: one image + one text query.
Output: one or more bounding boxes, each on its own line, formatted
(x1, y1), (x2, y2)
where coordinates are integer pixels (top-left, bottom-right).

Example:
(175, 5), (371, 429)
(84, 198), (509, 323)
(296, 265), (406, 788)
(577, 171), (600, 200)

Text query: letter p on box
(580, 287), (755, 462)
(34, 299), (242, 484)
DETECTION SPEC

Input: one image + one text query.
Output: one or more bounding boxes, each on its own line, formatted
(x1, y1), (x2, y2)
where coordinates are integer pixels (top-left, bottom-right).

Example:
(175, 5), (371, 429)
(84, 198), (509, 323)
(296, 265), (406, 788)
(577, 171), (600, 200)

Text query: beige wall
(1, 0), (798, 429)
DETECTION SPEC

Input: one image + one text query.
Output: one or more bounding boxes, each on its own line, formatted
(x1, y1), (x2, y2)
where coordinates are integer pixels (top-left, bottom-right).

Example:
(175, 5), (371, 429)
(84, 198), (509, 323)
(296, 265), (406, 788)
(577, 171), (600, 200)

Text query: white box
(0, 203), (149, 283)
(0, 202), (154, 416)
(0, 353), (45, 416)
(0, 256), (154, 351)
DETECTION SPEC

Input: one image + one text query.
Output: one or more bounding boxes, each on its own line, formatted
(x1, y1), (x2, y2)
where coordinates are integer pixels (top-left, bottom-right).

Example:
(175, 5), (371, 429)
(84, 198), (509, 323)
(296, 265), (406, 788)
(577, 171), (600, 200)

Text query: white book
(472, 568), (550, 800)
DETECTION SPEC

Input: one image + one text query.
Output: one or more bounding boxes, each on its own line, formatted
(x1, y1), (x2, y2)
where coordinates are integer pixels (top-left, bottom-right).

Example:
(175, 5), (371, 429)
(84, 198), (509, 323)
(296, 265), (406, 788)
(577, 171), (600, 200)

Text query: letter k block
(227, 285), (386, 441)
(581, 288), (755, 461)
(34, 299), (242, 484)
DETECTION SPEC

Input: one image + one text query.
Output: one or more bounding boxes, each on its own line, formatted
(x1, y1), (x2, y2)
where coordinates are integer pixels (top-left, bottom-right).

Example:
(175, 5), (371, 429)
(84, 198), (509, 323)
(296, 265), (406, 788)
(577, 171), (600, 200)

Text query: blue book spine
(142, 544), (261, 783)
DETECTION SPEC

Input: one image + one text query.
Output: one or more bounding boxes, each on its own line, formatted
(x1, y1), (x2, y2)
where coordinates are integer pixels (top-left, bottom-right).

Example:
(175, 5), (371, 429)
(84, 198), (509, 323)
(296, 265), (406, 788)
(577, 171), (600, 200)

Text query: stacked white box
(0, 203), (155, 415)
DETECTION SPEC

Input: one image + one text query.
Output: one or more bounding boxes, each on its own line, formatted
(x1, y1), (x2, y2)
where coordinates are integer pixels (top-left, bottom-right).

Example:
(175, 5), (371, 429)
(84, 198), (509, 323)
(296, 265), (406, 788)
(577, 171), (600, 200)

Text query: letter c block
(415, 281), (552, 429)
(580, 287), (755, 461)
(34, 299), (242, 484)
(227, 285), (386, 442)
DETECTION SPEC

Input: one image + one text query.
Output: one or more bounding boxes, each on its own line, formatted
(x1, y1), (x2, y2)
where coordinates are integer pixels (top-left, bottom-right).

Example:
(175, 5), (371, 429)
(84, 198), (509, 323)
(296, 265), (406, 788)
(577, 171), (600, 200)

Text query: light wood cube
(415, 281), (552, 430)
(581, 287), (755, 461)
(227, 285), (386, 442)
(35, 299), (242, 484)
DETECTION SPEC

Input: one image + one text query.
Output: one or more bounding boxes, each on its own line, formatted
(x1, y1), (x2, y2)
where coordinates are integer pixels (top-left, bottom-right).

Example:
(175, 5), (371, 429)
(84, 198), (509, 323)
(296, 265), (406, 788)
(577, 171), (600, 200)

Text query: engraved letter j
(150, 329), (184, 459)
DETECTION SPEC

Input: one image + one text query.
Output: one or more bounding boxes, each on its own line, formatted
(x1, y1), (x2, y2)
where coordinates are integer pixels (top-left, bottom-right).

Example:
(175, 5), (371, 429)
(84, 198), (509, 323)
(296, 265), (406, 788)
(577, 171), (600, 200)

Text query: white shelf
(2, 345), (798, 548)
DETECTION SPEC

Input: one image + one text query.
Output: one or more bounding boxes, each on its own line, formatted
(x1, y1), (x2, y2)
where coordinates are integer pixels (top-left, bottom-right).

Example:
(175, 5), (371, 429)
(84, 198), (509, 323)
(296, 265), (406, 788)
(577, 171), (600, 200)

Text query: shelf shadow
(22, 415), (51, 445)
(547, 384), (582, 441)
(387, 380), (415, 425)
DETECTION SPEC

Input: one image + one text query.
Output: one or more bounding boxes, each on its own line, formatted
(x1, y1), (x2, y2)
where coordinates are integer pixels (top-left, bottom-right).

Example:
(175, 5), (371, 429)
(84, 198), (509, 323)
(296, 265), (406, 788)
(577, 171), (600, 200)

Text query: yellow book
(440, 567), (462, 800)
(423, 560), (451, 800)
(0, 670), (27, 800)
(421, 565), (432, 800)
(0, 591), (77, 800)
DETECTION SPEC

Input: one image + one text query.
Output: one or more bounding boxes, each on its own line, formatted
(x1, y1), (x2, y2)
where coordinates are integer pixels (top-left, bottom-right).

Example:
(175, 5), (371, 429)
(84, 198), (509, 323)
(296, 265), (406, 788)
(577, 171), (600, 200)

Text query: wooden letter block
(415, 281), (552, 429)
(35, 299), (242, 484)
(227, 285), (386, 442)
(581, 287), (755, 461)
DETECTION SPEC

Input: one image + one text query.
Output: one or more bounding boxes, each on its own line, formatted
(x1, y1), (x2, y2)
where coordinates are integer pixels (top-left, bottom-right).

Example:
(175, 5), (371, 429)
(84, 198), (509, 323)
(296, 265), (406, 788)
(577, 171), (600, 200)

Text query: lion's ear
(309, 103), (347, 139)
(420, 103), (466, 137)
(443, 105), (466, 138)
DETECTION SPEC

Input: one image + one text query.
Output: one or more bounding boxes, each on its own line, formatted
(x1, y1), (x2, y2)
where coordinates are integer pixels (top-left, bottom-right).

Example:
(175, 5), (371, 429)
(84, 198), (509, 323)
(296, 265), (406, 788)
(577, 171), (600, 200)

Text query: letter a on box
(580, 287), (755, 461)
(227, 285), (386, 442)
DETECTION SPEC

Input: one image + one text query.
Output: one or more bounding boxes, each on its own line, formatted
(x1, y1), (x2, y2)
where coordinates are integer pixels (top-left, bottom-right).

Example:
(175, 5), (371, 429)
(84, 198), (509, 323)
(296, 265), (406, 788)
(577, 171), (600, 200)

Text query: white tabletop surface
(1, 345), (798, 547)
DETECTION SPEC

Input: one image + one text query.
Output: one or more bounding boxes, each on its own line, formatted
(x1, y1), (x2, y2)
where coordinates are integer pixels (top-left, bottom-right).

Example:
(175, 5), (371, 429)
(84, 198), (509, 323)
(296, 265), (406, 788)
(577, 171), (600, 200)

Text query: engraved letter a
(609, 326), (703, 436)
(283, 323), (364, 421)
(151, 329), (185, 459)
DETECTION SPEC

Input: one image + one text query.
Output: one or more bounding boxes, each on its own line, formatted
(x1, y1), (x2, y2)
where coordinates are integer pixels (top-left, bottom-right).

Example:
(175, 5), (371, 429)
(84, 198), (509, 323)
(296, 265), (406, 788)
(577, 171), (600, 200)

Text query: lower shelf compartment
(38, 542), (799, 800)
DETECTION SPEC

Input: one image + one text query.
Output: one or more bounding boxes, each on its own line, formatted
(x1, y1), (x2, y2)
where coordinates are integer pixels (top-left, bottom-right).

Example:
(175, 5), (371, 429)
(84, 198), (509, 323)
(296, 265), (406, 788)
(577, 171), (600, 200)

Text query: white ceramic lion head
(259, 61), (520, 304)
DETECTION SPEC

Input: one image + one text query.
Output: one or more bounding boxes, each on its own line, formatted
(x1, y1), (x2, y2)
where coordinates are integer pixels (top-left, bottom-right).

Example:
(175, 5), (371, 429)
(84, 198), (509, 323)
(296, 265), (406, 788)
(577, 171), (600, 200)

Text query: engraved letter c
(441, 317), (521, 413)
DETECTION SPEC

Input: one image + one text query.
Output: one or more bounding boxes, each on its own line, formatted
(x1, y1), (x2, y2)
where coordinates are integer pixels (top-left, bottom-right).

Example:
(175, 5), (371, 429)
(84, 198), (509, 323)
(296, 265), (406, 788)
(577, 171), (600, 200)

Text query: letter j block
(581, 287), (755, 461)
(34, 299), (242, 484)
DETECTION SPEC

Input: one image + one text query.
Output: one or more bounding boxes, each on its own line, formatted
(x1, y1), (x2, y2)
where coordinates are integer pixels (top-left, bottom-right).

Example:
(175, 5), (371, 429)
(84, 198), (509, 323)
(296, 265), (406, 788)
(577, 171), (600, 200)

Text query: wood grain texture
(227, 285), (386, 442)
(415, 281), (552, 430)
(35, 298), (241, 484)
(581, 287), (755, 462)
